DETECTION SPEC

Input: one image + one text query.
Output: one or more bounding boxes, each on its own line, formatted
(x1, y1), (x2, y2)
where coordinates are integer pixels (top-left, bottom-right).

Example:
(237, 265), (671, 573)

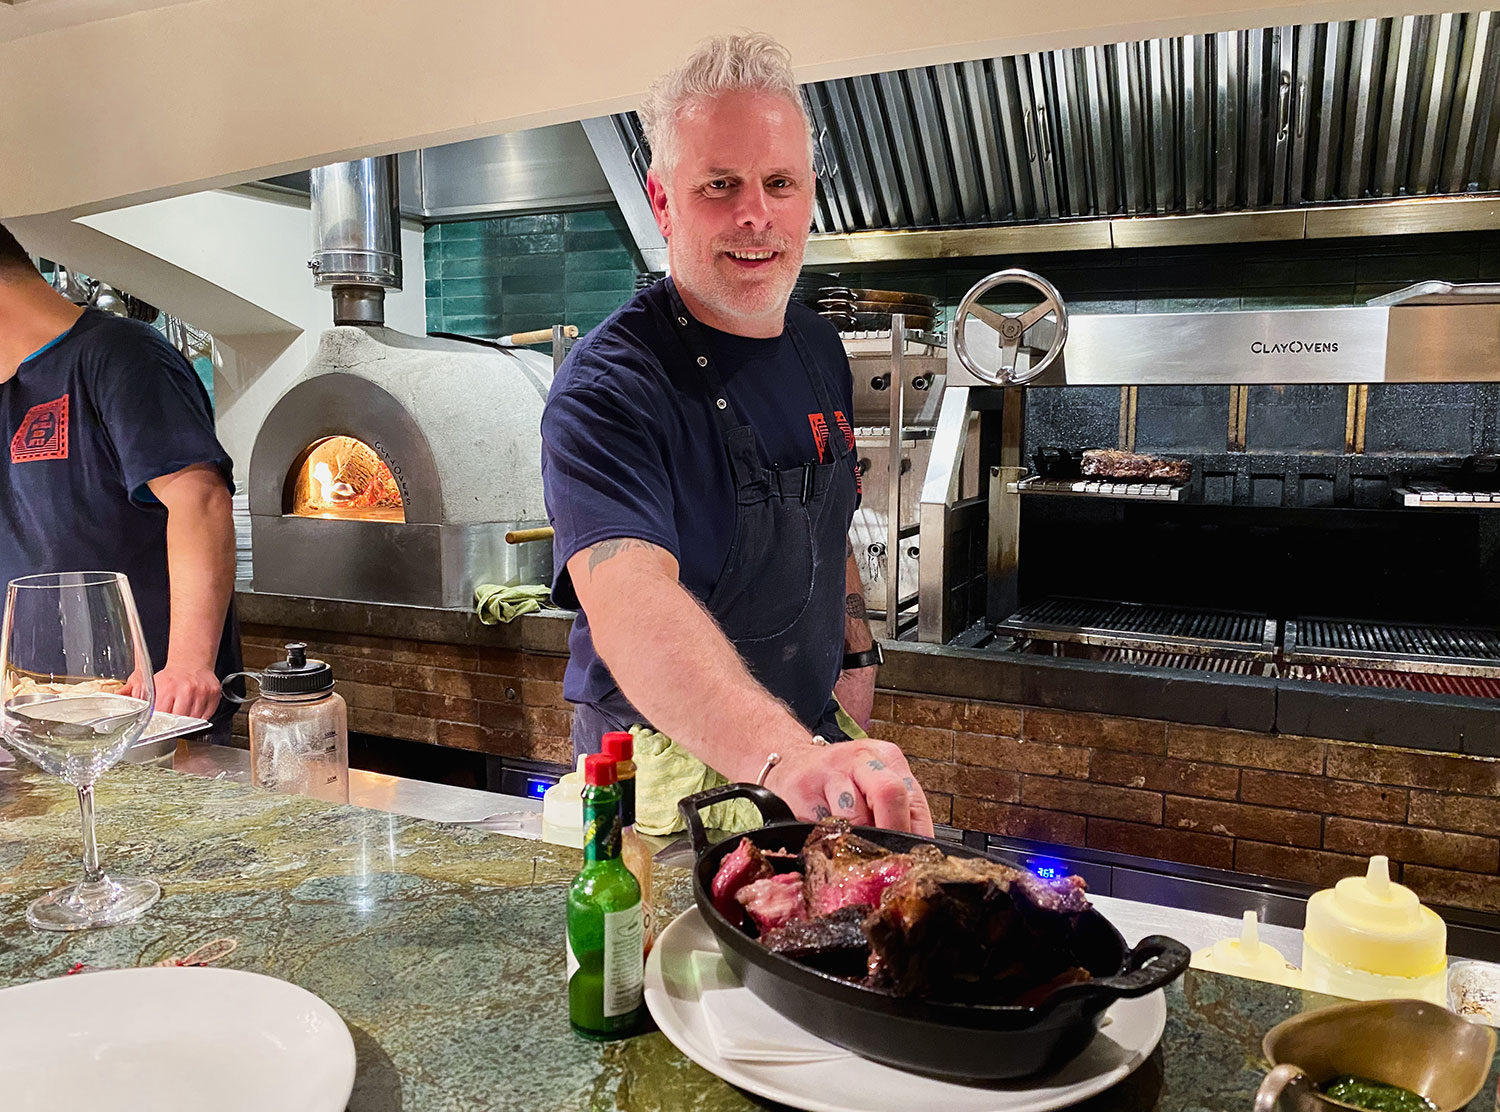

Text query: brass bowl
(1254, 998), (1495, 1112)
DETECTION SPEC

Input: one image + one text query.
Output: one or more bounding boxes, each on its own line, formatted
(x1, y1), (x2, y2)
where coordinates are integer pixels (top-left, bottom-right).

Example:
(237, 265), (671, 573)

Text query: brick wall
(243, 623), (1500, 915)
(871, 692), (1500, 914)
(239, 628), (575, 766)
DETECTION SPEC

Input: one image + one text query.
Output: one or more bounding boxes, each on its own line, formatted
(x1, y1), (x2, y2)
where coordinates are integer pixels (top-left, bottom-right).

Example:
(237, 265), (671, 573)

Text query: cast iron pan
(679, 783), (1188, 1082)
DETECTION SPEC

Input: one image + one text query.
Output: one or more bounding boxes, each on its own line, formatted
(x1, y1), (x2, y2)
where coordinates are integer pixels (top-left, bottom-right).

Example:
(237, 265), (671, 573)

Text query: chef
(0, 223), (239, 734)
(542, 33), (931, 834)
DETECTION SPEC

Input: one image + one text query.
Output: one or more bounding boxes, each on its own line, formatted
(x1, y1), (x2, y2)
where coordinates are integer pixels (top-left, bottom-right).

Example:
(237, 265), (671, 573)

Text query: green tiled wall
(424, 208), (642, 340)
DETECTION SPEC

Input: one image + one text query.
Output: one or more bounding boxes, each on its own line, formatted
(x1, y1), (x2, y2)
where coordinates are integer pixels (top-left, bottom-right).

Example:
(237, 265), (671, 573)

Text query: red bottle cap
(584, 754), (617, 787)
(601, 731), (634, 761)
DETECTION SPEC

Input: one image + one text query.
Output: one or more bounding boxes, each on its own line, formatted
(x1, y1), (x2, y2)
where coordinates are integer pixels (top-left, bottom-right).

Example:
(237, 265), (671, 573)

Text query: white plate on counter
(644, 906), (1166, 1112)
(0, 967), (356, 1111)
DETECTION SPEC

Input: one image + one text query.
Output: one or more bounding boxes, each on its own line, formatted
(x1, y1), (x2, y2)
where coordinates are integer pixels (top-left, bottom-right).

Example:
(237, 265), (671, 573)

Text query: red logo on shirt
(834, 409), (854, 450)
(10, 395), (69, 463)
(807, 412), (830, 462)
(808, 410), (855, 464)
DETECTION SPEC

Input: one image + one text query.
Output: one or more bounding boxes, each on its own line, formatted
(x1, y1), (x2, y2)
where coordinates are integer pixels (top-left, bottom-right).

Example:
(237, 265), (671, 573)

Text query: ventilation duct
(309, 156), (403, 325)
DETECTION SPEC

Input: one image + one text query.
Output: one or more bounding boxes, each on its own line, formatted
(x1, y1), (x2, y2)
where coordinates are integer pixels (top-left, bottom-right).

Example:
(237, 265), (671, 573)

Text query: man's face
(647, 89), (815, 337)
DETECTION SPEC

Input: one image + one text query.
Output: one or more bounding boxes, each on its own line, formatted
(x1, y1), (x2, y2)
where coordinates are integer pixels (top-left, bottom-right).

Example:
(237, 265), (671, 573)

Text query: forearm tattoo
(845, 592), (867, 620)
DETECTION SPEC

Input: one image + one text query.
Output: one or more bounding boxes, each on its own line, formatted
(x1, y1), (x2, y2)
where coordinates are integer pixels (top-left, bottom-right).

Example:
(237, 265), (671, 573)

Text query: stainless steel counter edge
(236, 591), (1500, 756)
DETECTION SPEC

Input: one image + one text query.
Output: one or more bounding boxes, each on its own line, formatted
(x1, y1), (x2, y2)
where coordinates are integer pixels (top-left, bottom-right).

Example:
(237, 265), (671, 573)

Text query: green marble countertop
(0, 762), (1494, 1111)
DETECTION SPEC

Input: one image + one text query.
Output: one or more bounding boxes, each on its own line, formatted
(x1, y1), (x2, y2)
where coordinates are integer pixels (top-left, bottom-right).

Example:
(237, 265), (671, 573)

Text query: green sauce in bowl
(1320, 1075), (1437, 1112)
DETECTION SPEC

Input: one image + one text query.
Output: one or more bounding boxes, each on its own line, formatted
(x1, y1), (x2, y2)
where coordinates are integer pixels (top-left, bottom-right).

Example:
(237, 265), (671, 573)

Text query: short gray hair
(639, 32), (813, 175)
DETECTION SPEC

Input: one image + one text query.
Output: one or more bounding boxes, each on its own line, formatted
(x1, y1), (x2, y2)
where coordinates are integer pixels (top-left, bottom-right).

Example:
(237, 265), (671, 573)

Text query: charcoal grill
(1283, 664), (1500, 699)
(998, 597), (1277, 662)
(1285, 618), (1500, 679)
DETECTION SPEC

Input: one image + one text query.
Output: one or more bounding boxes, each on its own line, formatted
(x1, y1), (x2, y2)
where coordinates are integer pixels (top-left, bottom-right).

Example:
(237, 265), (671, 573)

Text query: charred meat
(1081, 448), (1193, 484)
(863, 854), (1090, 1003)
(802, 820), (939, 916)
(761, 905), (872, 979)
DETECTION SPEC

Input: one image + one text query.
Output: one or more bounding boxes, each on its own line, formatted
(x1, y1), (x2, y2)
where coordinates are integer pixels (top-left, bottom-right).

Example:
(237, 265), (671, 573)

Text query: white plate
(0, 967), (356, 1112)
(645, 907), (1166, 1112)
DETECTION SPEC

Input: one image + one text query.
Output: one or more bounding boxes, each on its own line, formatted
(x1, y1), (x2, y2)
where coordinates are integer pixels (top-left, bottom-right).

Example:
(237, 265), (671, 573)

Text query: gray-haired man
(541, 33), (931, 835)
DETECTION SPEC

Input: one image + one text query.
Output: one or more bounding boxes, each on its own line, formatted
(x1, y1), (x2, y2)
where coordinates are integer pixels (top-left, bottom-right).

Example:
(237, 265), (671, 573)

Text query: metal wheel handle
(952, 268), (1068, 386)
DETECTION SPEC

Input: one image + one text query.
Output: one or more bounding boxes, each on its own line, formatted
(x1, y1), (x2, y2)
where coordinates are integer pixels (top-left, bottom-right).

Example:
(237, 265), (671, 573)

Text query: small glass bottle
(248, 642), (349, 804)
(566, 754), (644, 1040)
(601, 731), (654, 953)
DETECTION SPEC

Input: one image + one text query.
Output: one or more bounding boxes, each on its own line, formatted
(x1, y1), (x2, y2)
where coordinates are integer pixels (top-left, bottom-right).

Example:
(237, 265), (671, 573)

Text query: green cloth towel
(474, 583), (550, 624)
(631, 704), (869, 837)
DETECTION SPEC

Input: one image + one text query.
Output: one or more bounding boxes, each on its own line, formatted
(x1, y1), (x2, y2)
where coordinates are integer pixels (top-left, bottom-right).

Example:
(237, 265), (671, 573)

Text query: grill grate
(1285, 664), (1500, 699)
(1099, 648), (1266, 675)
(1000, 596), (1275, 659)
(1286, 618), (1500, 678)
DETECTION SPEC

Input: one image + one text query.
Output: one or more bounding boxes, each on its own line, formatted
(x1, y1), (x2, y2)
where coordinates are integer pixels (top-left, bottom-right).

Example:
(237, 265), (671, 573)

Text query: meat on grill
(863, 853), (1091, 1003)
(710, 838), (773, 926)
(801, 819), (940, 916)
(1081, 448), (1193, 483)
(736, 872), (808, 934)
(760, 905), (871, 979)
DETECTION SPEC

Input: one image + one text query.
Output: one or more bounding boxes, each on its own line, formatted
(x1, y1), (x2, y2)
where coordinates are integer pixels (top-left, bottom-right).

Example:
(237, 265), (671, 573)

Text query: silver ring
(811, 734), (830, 746)
(756, 752), (781, 786)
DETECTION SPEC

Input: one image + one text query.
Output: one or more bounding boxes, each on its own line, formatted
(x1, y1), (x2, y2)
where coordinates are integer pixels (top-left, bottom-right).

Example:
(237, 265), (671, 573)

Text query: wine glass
(1, 571), (160, 931)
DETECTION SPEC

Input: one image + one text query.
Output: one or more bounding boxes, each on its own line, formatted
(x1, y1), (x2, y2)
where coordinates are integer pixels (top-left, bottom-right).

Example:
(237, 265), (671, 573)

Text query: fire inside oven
(288, 436), (404, 522)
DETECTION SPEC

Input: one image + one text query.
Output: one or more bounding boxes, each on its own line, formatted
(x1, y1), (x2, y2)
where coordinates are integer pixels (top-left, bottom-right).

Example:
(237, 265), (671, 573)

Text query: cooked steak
(801, 820), (940, 917)
(761, 905), (871, 978)
(863, 855), (1091, 1004)
(737, 872), (808, 934)
(1081, 448), (1192, 483)
(710, 838), (773, 926)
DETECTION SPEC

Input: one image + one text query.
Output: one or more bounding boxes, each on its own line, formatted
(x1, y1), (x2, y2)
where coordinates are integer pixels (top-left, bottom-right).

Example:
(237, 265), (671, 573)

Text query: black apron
(571, 281), (859, 759)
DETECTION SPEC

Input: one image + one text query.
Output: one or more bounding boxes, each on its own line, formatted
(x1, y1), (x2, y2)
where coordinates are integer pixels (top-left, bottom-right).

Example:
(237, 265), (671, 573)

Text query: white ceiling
(0, 0), (194, 43)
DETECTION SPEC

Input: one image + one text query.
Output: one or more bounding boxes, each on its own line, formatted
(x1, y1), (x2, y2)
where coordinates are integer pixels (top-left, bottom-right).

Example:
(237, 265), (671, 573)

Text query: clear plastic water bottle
(246, 643), (349, 804)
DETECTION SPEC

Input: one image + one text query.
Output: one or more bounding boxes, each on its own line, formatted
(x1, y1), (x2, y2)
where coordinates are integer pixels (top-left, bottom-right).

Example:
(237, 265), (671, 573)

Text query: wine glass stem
(77, 783), (103, 884)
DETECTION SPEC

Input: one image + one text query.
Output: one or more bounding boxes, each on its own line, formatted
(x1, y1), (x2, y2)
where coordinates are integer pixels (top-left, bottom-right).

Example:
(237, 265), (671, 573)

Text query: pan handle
(1036, 934), (1190, 1015)
(677, 783), (796, 856)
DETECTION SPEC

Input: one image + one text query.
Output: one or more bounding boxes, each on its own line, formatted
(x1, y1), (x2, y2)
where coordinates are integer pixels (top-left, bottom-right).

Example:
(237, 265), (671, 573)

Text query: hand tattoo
(845, 592), (868, 621)
(837, 791), (856, 813)
(813, 804), (832, 820)
(866, 759), (886, 771)
(903, 777), (914, 791)
(587, 537), (656, 575)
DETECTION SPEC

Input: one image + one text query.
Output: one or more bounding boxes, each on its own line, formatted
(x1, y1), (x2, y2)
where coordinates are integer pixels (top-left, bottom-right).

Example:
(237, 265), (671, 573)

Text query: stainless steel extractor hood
(946, 281), (1500, 387)
(587, 11), (1500, 264)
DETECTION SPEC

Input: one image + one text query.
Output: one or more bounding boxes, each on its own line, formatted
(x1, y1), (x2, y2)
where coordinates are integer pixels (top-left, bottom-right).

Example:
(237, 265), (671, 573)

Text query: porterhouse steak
(1080, 448), (1192, 483)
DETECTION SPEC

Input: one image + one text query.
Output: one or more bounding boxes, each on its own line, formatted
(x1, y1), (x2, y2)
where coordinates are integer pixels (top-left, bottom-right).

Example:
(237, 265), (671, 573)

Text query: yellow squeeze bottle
(1192, 911), (1301, 988)
(1300, 855), (1447, 1003)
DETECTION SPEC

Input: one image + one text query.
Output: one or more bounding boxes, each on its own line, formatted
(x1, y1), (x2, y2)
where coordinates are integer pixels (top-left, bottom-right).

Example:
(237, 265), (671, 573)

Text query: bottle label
(602, 903), (644, 1017)
(566, 934), (580, 987)
(584, 811), (621, 861)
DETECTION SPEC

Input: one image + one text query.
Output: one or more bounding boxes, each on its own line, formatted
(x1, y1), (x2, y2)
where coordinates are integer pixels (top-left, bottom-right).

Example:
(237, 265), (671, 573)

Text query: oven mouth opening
(285, 435), (405, 522)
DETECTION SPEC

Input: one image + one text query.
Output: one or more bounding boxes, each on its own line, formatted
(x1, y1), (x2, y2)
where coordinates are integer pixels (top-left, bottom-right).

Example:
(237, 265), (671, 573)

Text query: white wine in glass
(1, 571), (160, 931)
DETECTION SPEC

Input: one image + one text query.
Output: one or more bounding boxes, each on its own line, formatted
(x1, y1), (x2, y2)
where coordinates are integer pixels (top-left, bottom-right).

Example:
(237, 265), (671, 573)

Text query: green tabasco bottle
(566, 753), (645, 1039)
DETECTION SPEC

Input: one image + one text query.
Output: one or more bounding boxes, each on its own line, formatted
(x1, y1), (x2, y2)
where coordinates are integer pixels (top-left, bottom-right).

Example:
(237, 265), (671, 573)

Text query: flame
(312, 461), (336, 503)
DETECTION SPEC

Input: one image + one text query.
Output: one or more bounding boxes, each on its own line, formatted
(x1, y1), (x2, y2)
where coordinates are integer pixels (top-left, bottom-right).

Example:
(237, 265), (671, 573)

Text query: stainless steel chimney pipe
(309, 156), (403, 325)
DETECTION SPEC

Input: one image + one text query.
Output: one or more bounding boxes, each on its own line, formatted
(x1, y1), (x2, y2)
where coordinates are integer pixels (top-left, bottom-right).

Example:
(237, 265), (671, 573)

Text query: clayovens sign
(1250, 340), (1341, 354)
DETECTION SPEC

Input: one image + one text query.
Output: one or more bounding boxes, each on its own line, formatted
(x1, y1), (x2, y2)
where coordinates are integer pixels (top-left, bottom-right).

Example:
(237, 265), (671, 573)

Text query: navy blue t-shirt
(541, 279), (855, 708)
(0, 309), (241, 706)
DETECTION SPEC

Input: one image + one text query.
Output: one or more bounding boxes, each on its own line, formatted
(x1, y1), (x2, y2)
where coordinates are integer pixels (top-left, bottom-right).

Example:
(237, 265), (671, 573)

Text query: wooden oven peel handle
(504, 526), (555, 545)
(499, 325), (580, 346)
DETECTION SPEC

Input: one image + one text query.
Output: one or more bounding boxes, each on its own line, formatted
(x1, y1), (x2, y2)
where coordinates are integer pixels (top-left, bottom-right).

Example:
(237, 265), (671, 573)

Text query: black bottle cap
(260, 641), (334, 696)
